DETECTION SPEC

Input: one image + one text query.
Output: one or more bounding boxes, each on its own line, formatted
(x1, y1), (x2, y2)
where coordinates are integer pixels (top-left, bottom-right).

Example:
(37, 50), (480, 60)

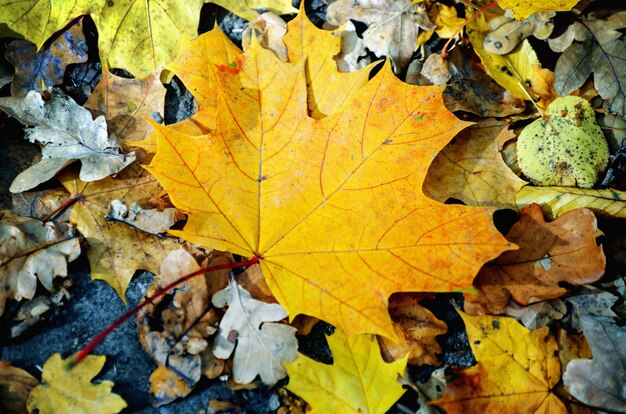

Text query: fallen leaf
(498, 0), (579, 20)
(377, 293), (447, 366)
(58, 171), (179, 301)
(517, 96), (609, 188)
(148, 364), (192, 407)
(501, 299), (566, 329)
(0, 0), (206, 78)
(284, 5), (374, 118)
(6, 18), (87, 97)
(137, 248), (230, 405)
(423, 118), (527, 209)
(0, 89), (135, 193)
(564, 285), (620, 332)
(467, 12), (539, 100)
(0, 362), (39, 414)
(10, 187), (69, 221)
(84, 66), (166, 158)
(26, 353), (127, 414)
(334, 21), (371, 73)
(516, 186), (626, 219)
(242, 12), (288, 62)
(530, 65), (558, 110)
(399, 367), (446, 414)
(483, 12), (554, 55)
(326, 0), (435, 73)
(146, 25), (513, 339)
(433, 311), (566, 413)
(0, 211), (80, 316)
(285, 329), (408, 413)
(436, 46), (526, 117)
(466, 204), (605, 314)
(212, 279), (298, 385)
(208, 399), (242, 413)
(105, 199), (183, 235)
(563, 316), (626, 412)
(207, 0), (297, 22)
(552, 11), (626, 116)
(430, 3), (466, 39)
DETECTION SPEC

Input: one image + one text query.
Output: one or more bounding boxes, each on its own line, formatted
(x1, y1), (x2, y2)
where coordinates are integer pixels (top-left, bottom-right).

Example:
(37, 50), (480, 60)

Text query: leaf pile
(1, 1), (626, 413)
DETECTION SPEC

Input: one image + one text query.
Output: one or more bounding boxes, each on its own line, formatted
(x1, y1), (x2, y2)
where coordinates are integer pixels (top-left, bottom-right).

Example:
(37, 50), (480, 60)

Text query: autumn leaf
(0, 362), (39, 414)
(283, 4), (375, 119)
(137, 249), (230, 405)
(434, 311), (566, 413)
(517, 96), (609, 189)
(285, 329), (408, 413)
(466, 204), (605, 314)
(146, 26), (513, 339)
(0, 211), (80, 316)
(208, 0), (297, 22)
(423, 118), (526, 209)
(6, 18), (87, 97)
(0, 0), (205, 78)
(551, 11), (626, 116)
(467, 12), (540, 100)
(498, 0), (579, 20)
(326, 0), (435, 73)
(0, 89), (135, 193)
(105, 199), (183, 235)
(84, 66), (166, 157)
(58, 171), (179, 301)
(516, 186), (626, 219)
(377, 293), (447, 366)
(26, 353), (127, 414)
(563, 316), (626, 412)
(483, 12), (554, 55)
(212, 279), (298, 385)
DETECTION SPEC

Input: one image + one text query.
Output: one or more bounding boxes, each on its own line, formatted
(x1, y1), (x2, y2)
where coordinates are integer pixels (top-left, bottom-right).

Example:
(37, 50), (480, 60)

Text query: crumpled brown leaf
(466, 204), (605, 314)
(212, 279), (298, 386)
(377, 293), (447, 366)
(137, 248), (230, 406)
(563, 316), (626, 412)
(0, 89), (135, 193)
(6, 18), (87, 98)
(0, 211), (80, 316)
(551, 10), (626, 116)
(326, 0), (435, 73)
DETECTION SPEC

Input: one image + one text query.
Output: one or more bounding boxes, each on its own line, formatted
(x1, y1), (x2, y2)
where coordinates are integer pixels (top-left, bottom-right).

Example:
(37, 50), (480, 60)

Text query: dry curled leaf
(0, 211), (80, 316)
(137, 249), (231, 406)
(105, 199), (183, 235)
(26, 354), (127, 414)
(0, 89), (135, 193)
(212, 279), (298, 386)
(466, 204), (605, 314)
(377, 293), (447, 366)
(326, 0), (435, 73)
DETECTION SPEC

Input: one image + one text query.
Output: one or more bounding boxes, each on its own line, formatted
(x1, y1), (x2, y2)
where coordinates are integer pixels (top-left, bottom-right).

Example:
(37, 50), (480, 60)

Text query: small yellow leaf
(498, 0), (579, 20)
(467, 13), (539, 100)
(27, 354), (126, 414)
(516, 186), (626, 219)
(285, 329), (407, 413)
(434, 312), (566, 413)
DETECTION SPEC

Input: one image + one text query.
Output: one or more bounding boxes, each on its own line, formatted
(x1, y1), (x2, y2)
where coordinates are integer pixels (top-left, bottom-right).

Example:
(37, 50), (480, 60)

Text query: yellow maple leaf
(208, 0), (297, 22)
(498, 0), (579, 20)
(59, 171), (179, 301)
(285, 329), (408, 413)
(146, 15), (513, 338)
(434, 312), (567, 413)
(27, 353), (126, 414)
